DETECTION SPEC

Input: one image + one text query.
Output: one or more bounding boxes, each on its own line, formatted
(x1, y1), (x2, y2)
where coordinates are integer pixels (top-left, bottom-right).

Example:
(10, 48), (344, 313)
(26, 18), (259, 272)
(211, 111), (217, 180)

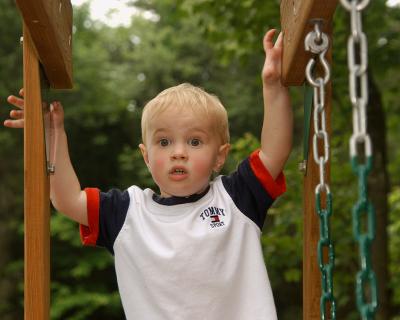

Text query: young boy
(5, 29), (292, 319)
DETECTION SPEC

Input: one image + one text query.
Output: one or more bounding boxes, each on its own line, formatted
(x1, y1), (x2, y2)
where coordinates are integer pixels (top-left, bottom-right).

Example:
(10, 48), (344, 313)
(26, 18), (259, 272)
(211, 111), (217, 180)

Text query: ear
(213, 143), (230, 173)
(139, 143), (149, 167)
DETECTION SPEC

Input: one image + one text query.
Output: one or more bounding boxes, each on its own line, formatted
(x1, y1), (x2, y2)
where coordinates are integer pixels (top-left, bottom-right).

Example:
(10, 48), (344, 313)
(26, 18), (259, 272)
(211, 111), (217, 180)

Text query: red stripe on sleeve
(79, 188), (100, 246)
(249, 149), (286, 199)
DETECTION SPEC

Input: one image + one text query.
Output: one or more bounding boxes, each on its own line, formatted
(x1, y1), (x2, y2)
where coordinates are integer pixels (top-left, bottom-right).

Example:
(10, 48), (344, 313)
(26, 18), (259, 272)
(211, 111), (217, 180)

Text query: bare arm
(49, 102), (88, 225)
(260, 29), (293, 179)
(5, 93), (88, 225)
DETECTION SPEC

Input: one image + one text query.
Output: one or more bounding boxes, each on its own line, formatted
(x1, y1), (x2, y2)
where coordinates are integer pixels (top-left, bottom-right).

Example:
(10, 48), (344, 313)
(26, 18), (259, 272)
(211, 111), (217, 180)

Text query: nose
(171, 143), (188, 160)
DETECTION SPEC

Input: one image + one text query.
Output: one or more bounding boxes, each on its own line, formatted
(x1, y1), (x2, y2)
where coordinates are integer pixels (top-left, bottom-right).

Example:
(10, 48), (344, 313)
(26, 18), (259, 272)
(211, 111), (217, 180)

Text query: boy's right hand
(4, 89), (65, 130)
(4, 89), (25, 128)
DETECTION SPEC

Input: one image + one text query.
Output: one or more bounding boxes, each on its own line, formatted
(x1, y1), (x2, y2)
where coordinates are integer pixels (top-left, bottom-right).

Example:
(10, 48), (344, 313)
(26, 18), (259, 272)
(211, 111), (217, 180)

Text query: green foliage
(50, 213), (120, 319)
(178, 0), (280, 63)
(0, 1), (25, 319)
(389, 187), (400, 305)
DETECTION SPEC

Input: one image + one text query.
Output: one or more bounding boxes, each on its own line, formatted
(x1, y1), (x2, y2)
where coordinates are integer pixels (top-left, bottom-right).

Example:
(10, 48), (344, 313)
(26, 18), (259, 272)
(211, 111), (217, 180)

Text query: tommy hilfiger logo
(199, 206), (226, 228)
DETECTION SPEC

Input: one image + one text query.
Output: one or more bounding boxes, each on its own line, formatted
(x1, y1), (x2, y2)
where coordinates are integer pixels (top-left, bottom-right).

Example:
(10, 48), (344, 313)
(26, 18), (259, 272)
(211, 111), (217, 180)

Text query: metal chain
(340, 1), (378, 319)
(305, 20), (336, 320)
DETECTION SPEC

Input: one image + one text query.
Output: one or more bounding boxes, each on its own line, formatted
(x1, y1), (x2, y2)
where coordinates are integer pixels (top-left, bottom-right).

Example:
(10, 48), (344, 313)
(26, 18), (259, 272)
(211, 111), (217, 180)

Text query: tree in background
(0, 1), (24, 319)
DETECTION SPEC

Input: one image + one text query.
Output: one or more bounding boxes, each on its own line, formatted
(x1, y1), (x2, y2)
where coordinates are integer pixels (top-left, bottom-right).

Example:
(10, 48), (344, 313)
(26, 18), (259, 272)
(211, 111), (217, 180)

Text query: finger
(10, 109), (24, 119)
(19, 88), (24, 97)
(7, 95), (24, 109)
(274, 31), (283, 49)
(50, 101), (65, 129)
(263, 29), (277, 52)
(4, 119), (24, 129)
(51, 101), (64, 113)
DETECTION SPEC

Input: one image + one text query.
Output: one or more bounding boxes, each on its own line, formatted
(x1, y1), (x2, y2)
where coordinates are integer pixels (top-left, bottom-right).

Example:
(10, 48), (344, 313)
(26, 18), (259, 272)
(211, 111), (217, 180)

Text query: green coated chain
(340, 0), (378, 318)
(351, 156), (378, 319)
(305, 21), (336, 319)
(316, 190), (336, 318)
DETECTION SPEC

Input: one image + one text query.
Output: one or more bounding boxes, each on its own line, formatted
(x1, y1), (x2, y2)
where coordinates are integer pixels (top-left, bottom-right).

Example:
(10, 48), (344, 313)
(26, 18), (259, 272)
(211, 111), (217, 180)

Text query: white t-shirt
(80, 150), (286, 320)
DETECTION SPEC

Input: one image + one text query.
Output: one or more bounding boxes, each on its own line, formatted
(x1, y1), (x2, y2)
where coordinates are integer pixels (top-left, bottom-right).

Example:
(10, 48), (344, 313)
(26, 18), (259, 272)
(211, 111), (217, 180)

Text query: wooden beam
(16, 0), (73, 89)
(280, 0), (338, 86)
(23, 25), (50, 320)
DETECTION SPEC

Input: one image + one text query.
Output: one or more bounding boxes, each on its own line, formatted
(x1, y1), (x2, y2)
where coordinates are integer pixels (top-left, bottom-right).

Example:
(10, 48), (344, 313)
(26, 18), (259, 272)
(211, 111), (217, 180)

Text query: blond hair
(141, 83), (230, 144)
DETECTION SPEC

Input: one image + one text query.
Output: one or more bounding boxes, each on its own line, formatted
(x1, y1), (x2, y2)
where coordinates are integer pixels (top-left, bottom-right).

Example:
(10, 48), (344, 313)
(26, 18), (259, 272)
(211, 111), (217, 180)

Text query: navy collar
(152, 186), (210, 206)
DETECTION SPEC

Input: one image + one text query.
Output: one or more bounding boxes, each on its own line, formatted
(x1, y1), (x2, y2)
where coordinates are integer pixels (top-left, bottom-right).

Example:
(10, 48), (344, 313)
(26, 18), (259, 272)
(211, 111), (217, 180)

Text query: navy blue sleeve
(221, 151), (286, 230)
(222, 160), (273, 229)
(97, 189), (130, 254)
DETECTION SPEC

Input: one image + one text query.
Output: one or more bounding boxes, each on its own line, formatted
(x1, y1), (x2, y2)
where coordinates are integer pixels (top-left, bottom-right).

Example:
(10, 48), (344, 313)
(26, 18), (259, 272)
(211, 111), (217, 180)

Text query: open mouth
(170, 168), (186, 175)
(169, 167), (188, 181)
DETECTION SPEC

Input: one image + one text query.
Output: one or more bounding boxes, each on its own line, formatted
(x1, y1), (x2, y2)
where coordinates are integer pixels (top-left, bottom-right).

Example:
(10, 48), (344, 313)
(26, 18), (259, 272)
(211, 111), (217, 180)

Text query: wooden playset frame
(15, 1), (338, 319)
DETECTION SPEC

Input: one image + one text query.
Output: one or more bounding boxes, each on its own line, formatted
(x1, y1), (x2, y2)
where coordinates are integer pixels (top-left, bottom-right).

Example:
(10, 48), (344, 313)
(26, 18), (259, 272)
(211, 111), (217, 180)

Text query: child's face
(139, 107), (229, 197)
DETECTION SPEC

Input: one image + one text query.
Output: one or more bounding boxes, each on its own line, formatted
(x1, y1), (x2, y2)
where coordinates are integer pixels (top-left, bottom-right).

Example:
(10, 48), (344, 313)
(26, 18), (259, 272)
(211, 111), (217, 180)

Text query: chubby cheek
(192, 154), (215, 177)
(147, 151), (167, 181)
(147, 148), (166, 167)
(153, 156), (166, 169)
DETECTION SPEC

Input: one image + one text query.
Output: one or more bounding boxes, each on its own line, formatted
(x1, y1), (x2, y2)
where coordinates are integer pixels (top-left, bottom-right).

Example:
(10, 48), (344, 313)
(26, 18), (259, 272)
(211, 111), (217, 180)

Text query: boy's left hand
(262, 29), (283, 86)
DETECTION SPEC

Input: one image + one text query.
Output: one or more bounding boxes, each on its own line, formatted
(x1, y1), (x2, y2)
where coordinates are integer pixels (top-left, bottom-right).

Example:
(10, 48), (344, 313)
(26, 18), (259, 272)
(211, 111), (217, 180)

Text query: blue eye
(189, 138), (202, 147)
(159, 139), (170, 147)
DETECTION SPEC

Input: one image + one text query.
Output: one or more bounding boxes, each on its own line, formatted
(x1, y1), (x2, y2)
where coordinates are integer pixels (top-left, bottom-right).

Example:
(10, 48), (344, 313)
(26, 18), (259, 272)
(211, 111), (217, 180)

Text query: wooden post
(280, 1), (337, 318)
(15, 0), (73, 317)
(23, 25), (50, 320)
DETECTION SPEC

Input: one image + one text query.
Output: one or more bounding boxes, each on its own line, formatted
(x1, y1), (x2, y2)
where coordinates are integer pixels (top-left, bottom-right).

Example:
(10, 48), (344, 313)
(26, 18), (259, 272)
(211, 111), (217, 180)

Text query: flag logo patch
(199, 206), (226, 229)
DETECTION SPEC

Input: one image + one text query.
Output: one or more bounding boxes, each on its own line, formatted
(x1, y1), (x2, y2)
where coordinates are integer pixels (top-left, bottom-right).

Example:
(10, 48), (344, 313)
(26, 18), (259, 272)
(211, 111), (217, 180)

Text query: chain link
(341, 0), (370, 11)
(340, 0), (378, 319)
(305, 20), (336, 320)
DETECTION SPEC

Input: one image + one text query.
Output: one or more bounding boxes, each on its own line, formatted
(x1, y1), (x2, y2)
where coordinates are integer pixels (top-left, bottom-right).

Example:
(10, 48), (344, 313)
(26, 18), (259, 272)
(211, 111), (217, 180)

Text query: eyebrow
(152, 128), (168, 135)
(152, 127), (209, 135)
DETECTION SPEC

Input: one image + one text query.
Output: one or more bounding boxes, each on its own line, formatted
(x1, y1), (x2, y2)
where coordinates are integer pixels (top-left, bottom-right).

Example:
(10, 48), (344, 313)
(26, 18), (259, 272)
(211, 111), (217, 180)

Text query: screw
(299, 160), (307, 173)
